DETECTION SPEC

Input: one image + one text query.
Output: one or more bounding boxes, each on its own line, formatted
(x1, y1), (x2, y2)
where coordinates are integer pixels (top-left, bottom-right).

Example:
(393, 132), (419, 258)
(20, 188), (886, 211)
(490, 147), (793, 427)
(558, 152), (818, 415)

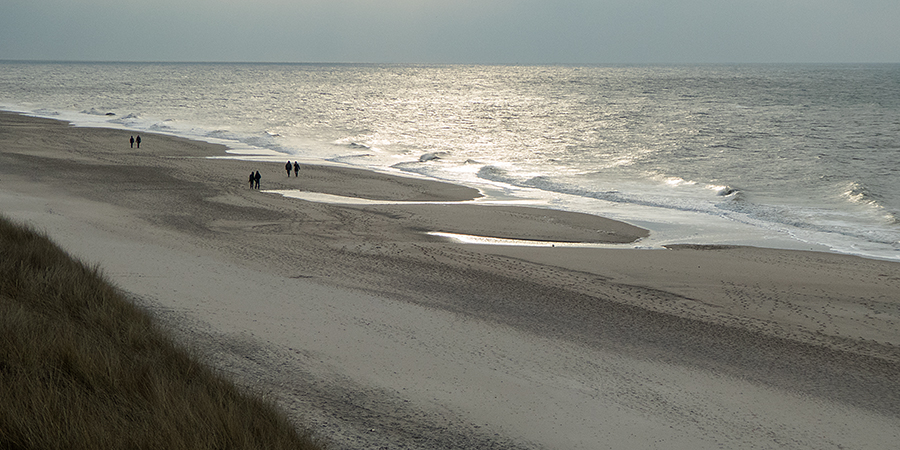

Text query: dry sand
(2, 111), (899, 449)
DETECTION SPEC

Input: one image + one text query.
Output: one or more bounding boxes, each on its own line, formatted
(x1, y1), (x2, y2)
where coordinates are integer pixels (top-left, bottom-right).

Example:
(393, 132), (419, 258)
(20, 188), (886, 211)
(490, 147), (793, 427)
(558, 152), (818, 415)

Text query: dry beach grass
(2, 111), (900, 449)
(0, 216), (323, 450)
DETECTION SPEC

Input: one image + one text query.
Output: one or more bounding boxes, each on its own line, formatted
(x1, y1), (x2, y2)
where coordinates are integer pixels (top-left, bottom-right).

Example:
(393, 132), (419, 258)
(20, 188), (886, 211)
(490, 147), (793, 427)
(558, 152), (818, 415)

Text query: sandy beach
(2, 110), (899, 449)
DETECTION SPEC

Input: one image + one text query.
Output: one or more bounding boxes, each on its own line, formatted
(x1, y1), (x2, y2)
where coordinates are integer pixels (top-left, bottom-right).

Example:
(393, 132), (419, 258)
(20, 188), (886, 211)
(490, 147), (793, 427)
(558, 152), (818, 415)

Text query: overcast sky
(2, 0), (898, 64)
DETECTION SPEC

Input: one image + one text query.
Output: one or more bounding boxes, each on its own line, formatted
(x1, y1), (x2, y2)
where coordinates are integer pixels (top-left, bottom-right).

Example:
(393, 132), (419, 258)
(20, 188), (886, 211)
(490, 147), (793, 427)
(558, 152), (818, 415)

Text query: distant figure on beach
(254, 170), (261, 189)
(130, 136), (135, 148)
(136, 135), (141, 148)
(249, 172), (255, 189)
(293, 161), (300, 177)
(285, 161), (292, 177)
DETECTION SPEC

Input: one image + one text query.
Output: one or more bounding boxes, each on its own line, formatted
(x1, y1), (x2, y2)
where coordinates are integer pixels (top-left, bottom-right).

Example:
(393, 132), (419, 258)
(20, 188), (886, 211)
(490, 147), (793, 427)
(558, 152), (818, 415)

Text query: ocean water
(2, 62), (899, 260)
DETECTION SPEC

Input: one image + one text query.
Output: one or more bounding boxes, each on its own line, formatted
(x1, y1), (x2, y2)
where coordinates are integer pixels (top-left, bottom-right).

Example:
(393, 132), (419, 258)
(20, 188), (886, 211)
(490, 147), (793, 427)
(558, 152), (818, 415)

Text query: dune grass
(0, 215), (325, 450)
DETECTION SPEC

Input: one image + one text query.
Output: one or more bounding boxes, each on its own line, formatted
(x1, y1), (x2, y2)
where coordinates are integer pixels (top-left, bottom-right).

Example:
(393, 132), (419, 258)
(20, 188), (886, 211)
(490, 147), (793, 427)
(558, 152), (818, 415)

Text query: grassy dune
(0, 215), (324, 450)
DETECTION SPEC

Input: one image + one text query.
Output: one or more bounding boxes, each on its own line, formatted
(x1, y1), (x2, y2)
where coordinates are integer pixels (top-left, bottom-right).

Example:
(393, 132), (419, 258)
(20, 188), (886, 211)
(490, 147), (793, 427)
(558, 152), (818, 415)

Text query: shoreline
(8, 107), (870, 260)
(3, 111), (900, 448)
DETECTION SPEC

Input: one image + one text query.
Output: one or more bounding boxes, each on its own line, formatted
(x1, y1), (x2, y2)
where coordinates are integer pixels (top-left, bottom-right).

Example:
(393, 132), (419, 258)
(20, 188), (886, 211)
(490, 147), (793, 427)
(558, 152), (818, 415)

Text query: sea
(2, 62), (899, 261)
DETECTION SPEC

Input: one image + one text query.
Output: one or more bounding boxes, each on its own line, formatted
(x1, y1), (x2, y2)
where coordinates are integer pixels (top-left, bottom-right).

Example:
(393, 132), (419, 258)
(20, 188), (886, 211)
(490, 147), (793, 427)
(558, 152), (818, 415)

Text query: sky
(1, 0), (898, 64)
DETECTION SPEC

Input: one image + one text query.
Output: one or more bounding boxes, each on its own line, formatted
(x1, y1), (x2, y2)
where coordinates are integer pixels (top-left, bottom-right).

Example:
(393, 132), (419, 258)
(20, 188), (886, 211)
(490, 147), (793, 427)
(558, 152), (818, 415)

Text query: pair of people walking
(129, 135), (141, 148)
(285, 161), (300, 177)
(248, 171), (261, 189)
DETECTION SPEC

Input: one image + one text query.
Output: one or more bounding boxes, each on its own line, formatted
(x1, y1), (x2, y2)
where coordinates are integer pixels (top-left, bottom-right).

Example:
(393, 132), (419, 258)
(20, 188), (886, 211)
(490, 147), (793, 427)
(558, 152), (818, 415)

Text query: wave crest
(81, 107), (114, 116)
(710, 185), (739, 196)
(419, 152), (448, 162)
(841, 181), (882, 207)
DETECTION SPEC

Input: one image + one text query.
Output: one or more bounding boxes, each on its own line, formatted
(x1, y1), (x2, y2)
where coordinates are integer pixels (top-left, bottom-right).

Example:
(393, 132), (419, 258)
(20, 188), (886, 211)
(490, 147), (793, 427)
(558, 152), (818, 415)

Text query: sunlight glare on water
(2, 62), (899, 260)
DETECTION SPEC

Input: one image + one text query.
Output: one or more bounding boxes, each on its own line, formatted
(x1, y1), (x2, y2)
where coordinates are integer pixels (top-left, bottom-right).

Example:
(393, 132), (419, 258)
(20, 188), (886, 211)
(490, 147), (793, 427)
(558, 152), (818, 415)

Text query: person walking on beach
(249, 172), (255, 189)
(293, 161), (300, 177)
(136, 135), (141, 148)
(130, 136), (135, 148)
(254, 170), (261, 189)
(285, 161), (292, 177)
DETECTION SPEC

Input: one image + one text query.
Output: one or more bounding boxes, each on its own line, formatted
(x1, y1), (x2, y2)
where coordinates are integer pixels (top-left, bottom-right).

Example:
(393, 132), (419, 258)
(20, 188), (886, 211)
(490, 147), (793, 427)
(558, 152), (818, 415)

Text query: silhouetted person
(136, 135), (141, 148)
(130, 136), (135, 148)
(293, 161), (300, 177)
(249, 172), (255, 189)
(254, 171), (261, 189)
(285, 161), (292, 177)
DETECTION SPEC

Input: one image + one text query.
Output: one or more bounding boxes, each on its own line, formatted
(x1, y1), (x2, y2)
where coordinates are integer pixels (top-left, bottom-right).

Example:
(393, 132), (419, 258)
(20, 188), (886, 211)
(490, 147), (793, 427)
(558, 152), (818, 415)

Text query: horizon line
(2, 59), (898, 66)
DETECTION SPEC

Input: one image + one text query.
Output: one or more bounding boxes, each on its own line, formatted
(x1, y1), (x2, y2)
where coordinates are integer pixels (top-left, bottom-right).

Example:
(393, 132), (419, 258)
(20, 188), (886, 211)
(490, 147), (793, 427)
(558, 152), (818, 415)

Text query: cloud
(1, 0), (898, 63)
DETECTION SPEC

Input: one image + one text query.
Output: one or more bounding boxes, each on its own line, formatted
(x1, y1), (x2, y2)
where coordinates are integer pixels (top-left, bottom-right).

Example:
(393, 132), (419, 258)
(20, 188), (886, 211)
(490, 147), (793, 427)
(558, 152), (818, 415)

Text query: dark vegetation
(0, 215), (324, 450)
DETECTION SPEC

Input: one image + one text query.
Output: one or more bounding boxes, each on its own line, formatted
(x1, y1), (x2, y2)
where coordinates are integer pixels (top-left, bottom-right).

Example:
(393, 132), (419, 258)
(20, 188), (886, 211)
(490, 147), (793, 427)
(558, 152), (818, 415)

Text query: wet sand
(2, 111), (899, 449)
